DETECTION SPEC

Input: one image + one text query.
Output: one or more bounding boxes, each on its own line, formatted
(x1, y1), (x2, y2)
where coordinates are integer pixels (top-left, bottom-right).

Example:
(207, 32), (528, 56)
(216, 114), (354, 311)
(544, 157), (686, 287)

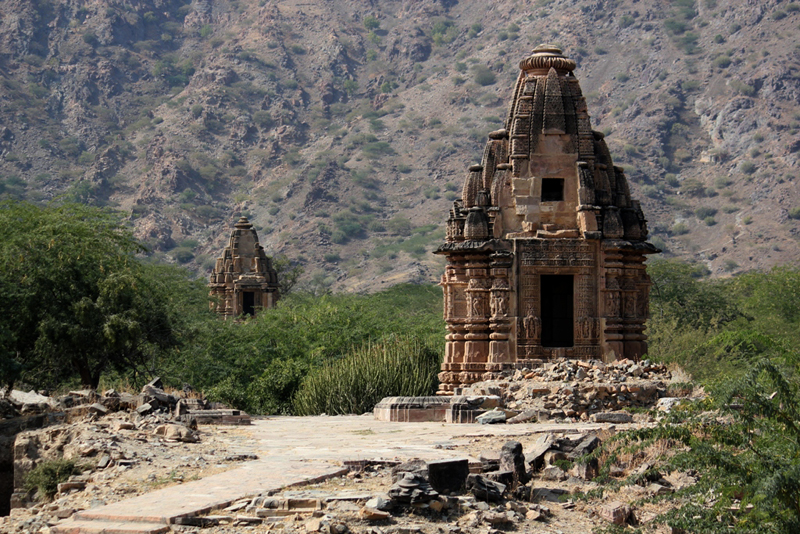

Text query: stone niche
(208, 216), (280, 317)
(435, 45), (660, 394)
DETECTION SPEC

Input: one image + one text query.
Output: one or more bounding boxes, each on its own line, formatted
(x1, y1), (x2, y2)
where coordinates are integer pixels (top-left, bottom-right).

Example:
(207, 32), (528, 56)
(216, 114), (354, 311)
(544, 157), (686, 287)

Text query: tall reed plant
(293, 336), (440, 415)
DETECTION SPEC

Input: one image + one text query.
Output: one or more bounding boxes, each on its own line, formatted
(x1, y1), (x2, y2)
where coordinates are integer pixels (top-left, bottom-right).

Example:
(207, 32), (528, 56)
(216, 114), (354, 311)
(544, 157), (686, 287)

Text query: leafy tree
(272, 254), (304, 296)
(363, 15), (380, 30)
(0, 201), (185, 389)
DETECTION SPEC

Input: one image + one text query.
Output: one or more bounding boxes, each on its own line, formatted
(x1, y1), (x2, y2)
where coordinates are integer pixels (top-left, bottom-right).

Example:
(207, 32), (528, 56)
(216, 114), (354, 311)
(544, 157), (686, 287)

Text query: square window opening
(541, 178), (565, 202)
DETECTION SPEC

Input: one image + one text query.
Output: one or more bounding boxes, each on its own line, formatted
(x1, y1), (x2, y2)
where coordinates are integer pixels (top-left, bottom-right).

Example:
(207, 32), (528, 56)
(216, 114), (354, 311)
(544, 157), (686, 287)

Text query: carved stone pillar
(620, 251), (649, 361)
(462, 256), (492, 386)
(601, 245), (624, 362)
(439, 259), (469, 394)
(487, 251), (514, 373)
(574, 271), (598, 360)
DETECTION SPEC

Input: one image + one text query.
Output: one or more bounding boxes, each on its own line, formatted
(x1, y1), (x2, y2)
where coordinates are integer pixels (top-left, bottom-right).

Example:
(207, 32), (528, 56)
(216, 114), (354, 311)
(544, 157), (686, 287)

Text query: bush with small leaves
(696, 207), (718, 219)
(723, 259), (739, 272)
(467, 23), (482, 38)
(472, 65), (496, 86)
(788, 207), (800, 220)
(740, 161), (756, 174)
(24, 459), (80, 500)
(431, 20), (458, 46)
(671, 222), (690, 235)
(363, 15), (380, 30)
(713, 55), (731, 68)
(171, 247), (195, 264)
(730, 80), (755, 96)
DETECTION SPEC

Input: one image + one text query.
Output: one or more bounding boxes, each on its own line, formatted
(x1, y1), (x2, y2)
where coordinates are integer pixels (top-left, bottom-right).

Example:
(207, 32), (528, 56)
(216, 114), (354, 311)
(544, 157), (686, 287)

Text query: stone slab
(74, 461), (346, 524)
(51, 520), (170, 534)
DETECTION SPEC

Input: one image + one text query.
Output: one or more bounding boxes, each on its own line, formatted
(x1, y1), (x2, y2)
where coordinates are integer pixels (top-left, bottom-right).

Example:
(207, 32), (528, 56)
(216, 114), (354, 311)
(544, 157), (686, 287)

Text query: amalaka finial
(519, 44), (576, 74)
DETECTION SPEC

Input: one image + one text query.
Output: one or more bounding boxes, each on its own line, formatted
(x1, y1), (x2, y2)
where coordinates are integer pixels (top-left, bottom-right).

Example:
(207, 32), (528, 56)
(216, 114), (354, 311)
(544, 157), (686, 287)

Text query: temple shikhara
(436, 45), (659, 394)
(208, 216), (280, 317)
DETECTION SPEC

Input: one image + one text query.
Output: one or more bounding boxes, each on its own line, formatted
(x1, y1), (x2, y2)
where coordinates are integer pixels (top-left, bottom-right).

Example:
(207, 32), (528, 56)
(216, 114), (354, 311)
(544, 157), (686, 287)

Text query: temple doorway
(541, 275), (573, 347)
(242, 291), (255, 316)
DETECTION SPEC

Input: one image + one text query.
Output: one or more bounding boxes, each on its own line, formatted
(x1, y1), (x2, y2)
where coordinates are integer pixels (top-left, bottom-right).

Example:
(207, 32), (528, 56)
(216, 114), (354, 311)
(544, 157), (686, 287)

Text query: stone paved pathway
(53, 415), (614, 533)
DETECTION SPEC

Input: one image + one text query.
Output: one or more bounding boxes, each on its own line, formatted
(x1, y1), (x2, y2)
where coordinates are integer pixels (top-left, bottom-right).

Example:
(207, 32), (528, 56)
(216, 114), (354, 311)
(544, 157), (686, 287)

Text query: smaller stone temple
(208, 216), (280, 317)
(435, 45), (660, 394)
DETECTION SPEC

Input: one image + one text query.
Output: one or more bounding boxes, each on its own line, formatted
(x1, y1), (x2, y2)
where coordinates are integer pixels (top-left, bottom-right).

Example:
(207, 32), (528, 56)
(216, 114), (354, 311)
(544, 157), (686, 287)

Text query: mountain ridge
(1, 0), (799, 292)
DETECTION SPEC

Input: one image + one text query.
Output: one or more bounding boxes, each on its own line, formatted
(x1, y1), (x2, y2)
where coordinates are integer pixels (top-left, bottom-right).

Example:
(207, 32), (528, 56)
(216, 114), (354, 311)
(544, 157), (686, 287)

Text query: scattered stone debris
(377, 357), (700, 424)
(1, 377), (254, 516)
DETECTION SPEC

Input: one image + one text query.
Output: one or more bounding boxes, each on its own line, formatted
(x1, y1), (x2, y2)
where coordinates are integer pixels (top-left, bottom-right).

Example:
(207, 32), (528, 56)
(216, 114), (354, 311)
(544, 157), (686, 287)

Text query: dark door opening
(541, 275), (573, 347)
(242, 291), (255, 316)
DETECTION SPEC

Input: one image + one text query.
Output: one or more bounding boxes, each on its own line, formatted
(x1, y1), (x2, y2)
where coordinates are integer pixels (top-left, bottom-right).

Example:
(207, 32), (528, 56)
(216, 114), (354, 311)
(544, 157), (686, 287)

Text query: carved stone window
(541, 178), (564, 202)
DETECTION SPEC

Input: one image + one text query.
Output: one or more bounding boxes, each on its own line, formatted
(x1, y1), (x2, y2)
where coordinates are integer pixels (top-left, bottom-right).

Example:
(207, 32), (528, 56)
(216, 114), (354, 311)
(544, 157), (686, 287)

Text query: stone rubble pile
(2, 377), (249, 425)
(462, 358), (675, 423)
(183, 449), (560, 532)
(6, 377), (252, 512)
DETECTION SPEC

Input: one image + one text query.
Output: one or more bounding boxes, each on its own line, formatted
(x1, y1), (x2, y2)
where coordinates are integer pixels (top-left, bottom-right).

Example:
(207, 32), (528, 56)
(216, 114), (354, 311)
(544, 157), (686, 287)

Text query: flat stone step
(51, 519), (170, 534)
(53, 460), (347, 532)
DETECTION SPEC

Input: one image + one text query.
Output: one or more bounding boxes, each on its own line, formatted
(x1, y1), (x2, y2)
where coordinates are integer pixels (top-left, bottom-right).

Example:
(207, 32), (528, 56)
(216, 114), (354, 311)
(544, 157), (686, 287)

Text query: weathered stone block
(427, 458), (469, 495)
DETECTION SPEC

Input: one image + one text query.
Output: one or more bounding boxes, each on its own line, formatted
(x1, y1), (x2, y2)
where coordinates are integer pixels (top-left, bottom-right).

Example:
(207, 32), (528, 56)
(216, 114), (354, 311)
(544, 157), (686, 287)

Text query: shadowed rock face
(208, 216), (280, 318)
(436, 46), (659, 393)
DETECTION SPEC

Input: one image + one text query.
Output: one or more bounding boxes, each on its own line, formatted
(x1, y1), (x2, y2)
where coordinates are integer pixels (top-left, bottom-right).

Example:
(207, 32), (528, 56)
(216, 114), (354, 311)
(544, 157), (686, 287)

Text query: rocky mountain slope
(1, 0), (799, 292)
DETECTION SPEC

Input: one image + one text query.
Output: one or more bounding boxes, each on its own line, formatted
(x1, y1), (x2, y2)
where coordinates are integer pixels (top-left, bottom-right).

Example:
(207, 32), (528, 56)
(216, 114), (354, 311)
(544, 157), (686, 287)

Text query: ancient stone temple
(208, 216), (280, 317)
(435, 45), (659, 394)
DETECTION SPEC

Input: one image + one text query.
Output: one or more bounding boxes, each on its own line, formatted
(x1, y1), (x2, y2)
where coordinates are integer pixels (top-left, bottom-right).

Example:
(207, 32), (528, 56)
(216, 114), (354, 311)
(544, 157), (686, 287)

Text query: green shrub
(24, 459), (80, 499)
(671, 222), (690, 235)
(598, 355), (800, 533)
(740, 161), (756, 174)
(619, 15), (635, 28)
(723, 259), (739, 272)
(771, 9), (787, 20)
(713, 55), (731, 68)
(293, 337), (440, 415)
(695, 207), (717, 219)
(730, 80), (755, 96)
(467, 23), (482, 38)
(431, 20), (458, 46)
(472, 65), (496, 86)
(789, 207), (800, 220)
(171, 247), (195, 264)
(362, 141), (395, 159)
(363, 15), (380, 30)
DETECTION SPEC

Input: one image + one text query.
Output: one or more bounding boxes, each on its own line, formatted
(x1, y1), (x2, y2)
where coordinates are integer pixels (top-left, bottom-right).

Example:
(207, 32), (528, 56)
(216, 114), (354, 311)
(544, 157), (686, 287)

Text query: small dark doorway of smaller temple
(242, 292), (255, 316)
(541, 275), (573, 347)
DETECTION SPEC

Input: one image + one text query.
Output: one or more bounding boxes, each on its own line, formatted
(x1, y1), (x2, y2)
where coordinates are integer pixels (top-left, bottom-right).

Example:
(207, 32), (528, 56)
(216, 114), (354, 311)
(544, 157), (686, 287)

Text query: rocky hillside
(1, 0), (799, 292)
